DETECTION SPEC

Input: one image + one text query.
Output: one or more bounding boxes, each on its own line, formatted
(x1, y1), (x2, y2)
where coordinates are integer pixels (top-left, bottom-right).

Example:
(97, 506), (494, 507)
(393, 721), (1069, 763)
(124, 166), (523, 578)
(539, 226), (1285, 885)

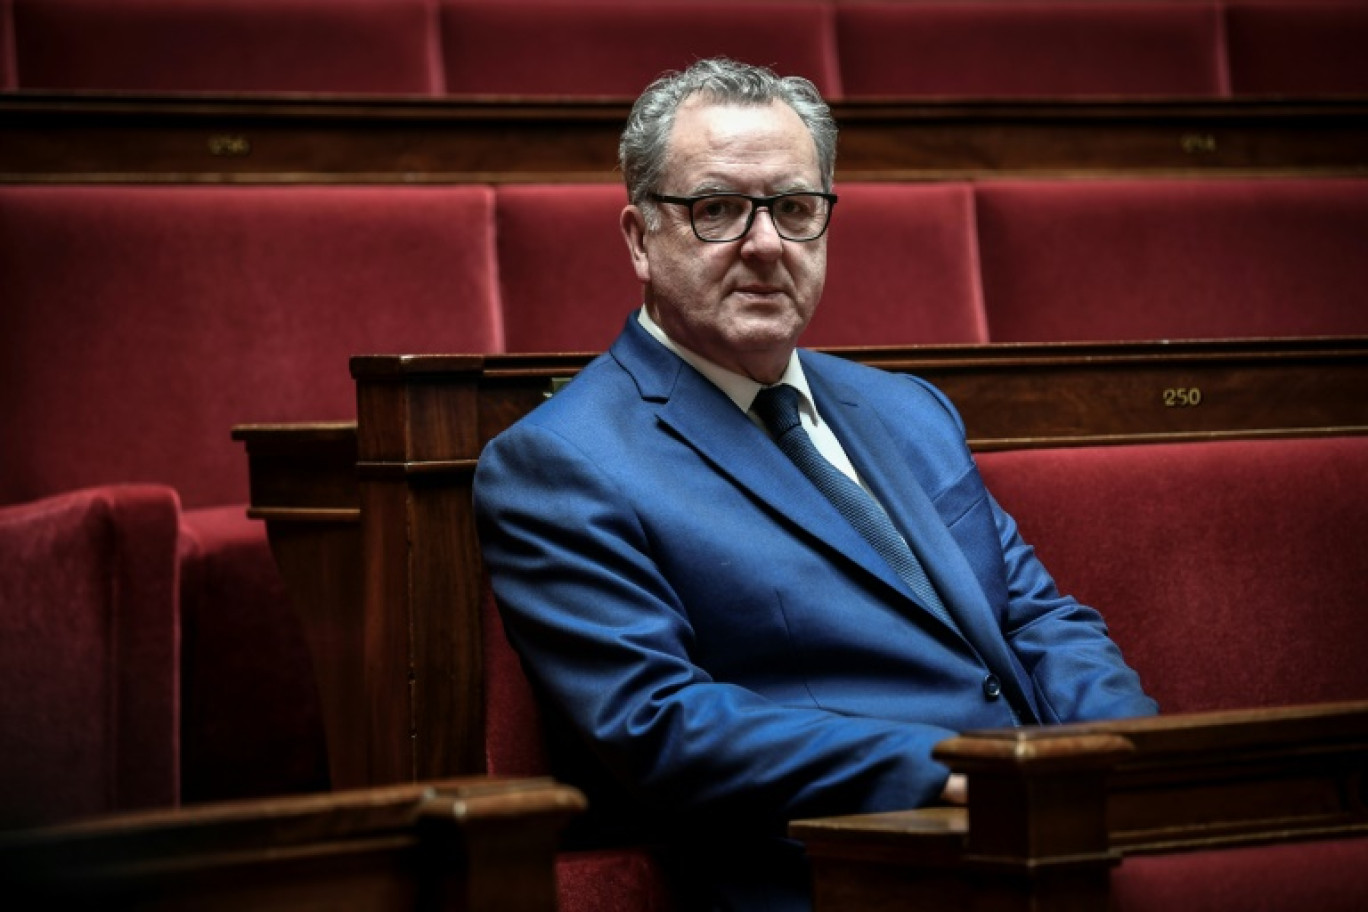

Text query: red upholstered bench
(9, 0), (442, 94)
(835, 0), (1226, 99)
(440, 0), (840, 98)
(0, 185), (502, 805)
(0, 485), (181, 830)
(976, 436), (1368, 715)
(977, 435), (1368, 910)
(973, 177), (1368, 343)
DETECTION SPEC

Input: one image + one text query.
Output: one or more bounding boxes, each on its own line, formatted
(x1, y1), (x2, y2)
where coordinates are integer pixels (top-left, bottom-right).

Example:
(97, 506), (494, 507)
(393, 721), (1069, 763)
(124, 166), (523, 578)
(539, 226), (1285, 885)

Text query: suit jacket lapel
(611, 322), (910, 600)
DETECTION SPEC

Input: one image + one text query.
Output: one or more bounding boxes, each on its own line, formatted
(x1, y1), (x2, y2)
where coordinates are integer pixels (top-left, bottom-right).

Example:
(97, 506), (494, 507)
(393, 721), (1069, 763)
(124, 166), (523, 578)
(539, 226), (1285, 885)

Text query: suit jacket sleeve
(475, 420), (961, 827)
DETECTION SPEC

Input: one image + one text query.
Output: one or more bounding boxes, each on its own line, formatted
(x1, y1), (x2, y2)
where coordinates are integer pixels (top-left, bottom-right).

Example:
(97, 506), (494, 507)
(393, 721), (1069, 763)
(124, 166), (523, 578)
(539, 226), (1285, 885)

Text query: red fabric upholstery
(807, 182), (987, 346)
(0, 184), (499, 804)
(976, 437), (1368, 714)
(484, 550), (674, 910)
(496, 184), (638, 354)
(0, 485), (180, 829)
(1226, 1), (1368, 97)
(974, 177), (1368, 343)
(440, 0), (840, 98)
(0, 0), (16, 89)
(557, 849), (676, 912)
(835, 1), (1226, 99)
(482, 586), (549, 777)
(1112, 835), (1368, 912)
(0, 185), (501, 509)
(178, 507), (329, 803)
(10, 0), (442, 94)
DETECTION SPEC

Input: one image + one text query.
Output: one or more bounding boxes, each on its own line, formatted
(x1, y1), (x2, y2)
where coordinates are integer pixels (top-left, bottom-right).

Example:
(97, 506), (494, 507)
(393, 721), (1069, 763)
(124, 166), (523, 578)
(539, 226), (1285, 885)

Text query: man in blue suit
(474, 57), (1157, 911)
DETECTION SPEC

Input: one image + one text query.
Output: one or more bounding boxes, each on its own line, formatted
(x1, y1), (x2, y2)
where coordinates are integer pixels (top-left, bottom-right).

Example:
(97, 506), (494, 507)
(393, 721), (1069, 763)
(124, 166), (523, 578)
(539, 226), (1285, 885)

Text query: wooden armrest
(0, 777), (585, 911)
(792, 701), (1368, 912)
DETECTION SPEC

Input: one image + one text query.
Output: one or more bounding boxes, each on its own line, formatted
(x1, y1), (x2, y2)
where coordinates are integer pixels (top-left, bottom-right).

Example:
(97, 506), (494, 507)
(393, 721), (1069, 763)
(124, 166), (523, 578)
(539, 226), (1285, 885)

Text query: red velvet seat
(1226, 1), (1368, 97)
(0, 185), (502, 803)
(496, 182), (987, 353)
(974, 177), (1368, 343)
(976, 436), (1368, 715)
(484, 591), (676, 911)
(808, 182), (987, 346)
(496, 184), (639, 353)
(835, 1), (1226, 99)
(10, 0), (442, 94)
(440, 0), (840, 98)
(0, 485), (181, 830)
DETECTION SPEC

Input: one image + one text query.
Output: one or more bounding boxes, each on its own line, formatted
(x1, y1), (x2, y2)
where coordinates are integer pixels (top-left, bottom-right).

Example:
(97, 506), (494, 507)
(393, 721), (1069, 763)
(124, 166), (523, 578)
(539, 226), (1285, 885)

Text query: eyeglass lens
(692, 194), (831, 241)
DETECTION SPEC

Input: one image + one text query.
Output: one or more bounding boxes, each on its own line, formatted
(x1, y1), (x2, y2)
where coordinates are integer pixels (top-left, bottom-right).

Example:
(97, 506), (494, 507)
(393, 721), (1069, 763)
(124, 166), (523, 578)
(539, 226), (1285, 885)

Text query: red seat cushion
(11, 0), (442, 94)
(0, 485), (180, 828)
(1113, 835), (1368, 912)
(178, 506), (330, 803)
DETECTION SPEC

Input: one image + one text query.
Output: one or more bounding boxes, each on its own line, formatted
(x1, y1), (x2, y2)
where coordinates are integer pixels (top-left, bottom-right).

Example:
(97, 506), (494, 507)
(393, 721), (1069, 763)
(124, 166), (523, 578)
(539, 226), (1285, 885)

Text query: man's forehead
(664, 97), (818, 181)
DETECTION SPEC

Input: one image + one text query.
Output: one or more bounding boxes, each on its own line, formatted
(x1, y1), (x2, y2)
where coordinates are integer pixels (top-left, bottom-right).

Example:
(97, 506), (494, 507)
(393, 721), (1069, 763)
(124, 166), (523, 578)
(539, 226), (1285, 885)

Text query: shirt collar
(636, 307), (816, 418)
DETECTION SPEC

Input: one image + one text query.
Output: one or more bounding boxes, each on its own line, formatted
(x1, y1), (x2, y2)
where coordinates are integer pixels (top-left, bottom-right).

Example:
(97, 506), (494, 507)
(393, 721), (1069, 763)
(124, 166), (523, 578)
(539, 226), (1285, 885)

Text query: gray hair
(619, 58), (838, 223)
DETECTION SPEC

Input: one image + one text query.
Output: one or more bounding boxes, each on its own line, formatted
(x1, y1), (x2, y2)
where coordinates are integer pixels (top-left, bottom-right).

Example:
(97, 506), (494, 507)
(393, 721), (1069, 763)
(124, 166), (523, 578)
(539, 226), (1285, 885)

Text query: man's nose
(742, 206), (784, 256)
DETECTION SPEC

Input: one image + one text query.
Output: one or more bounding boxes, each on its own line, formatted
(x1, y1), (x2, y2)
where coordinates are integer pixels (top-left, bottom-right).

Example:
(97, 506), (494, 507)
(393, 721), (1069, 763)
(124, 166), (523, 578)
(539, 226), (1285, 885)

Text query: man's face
(621, 97), (828, 384)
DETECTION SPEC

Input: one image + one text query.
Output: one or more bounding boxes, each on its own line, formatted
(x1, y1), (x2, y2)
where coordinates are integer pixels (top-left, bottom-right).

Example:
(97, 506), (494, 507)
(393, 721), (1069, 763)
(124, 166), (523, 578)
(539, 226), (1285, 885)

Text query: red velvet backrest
(974, 177), (1368, 343)
(496, 182), (988, 353)
(496, 184), (639, 354)
(0, 0), (15, 89)
(482, 585), (550, 777)
(835, 1), (1226, 99)
(0, 484), (181, 829)
(440, 0), (841, 98)
(0, 185), (501, 509)
(807, 182), (988, 346)
(10, 0), (442, 94)
(976, 437), (1368, 714)
(1226, 1), (1368, 97)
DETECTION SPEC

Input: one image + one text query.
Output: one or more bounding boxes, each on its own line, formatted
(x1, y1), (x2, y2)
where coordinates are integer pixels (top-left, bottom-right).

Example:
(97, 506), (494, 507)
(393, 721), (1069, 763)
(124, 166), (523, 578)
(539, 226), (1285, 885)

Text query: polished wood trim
(791, 702), (1368, 912)
(0, 777), (585, 911)
(4, 93), (1367, 183)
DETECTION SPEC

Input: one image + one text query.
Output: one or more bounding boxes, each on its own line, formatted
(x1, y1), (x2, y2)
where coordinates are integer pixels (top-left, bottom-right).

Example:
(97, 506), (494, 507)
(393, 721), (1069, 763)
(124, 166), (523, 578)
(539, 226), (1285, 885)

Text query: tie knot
(752, 384), (804, 436)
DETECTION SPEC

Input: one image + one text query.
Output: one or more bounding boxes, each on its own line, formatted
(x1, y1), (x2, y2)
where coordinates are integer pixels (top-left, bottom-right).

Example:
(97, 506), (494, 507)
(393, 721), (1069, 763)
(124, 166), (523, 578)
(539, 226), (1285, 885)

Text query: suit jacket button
(982, 674), (1002, 701)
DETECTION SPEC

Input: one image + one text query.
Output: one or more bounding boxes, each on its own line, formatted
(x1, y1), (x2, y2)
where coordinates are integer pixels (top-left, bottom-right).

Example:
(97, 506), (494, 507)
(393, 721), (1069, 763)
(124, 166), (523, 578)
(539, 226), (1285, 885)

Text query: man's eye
(776, 196), (815, 217)
(697, 198), (744, 220)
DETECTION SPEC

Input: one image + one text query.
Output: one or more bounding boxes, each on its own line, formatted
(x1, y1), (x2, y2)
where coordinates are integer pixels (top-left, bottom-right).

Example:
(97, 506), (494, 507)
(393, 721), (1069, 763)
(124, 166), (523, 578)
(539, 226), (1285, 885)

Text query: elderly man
(474, 57), (1156, 912)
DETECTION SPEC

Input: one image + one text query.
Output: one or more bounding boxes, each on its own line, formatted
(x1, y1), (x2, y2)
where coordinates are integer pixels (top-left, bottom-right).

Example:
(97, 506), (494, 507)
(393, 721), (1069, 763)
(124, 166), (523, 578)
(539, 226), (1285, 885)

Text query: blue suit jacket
(474, 316), (1156, 837)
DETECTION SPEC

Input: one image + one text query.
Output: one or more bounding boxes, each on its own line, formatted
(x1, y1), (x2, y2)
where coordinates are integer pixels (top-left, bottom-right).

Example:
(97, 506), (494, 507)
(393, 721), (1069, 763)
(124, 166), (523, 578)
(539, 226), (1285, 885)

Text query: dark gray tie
(752, 384), (957, 631)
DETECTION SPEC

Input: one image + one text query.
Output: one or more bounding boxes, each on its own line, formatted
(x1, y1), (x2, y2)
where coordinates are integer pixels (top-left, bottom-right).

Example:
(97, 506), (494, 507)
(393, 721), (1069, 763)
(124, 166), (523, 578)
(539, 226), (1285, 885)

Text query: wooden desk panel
(0, 777), (584, 911)
(5, 95), (1368, 183)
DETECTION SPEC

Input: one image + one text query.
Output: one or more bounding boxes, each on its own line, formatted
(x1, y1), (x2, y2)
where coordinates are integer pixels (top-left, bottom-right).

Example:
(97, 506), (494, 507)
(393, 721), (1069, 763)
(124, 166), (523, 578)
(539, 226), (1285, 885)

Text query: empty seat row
(5, 177), (1366, 513)
(2, 0), (1366, 98)
(3, 175), (1366, 821)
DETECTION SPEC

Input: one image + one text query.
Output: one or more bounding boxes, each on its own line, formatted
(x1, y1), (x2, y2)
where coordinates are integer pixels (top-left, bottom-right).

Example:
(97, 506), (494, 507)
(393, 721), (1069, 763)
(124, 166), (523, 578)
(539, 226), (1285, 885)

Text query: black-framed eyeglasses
(649, 191), (838, 243)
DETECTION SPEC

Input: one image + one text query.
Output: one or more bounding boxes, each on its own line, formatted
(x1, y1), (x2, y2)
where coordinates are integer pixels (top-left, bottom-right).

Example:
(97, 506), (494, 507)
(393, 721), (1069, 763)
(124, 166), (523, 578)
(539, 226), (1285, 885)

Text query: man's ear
(620, 205), (652, 284)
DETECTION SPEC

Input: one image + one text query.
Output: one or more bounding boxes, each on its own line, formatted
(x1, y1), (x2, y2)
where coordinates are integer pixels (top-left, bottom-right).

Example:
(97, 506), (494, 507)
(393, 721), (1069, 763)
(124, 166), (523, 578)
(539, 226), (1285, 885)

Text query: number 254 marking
(1162, 387), (1203, 407)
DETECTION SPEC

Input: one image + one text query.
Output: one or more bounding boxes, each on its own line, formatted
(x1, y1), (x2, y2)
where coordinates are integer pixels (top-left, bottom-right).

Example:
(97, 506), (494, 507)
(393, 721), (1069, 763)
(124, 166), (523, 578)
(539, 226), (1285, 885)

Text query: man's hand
(941, 773), (967, 805)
